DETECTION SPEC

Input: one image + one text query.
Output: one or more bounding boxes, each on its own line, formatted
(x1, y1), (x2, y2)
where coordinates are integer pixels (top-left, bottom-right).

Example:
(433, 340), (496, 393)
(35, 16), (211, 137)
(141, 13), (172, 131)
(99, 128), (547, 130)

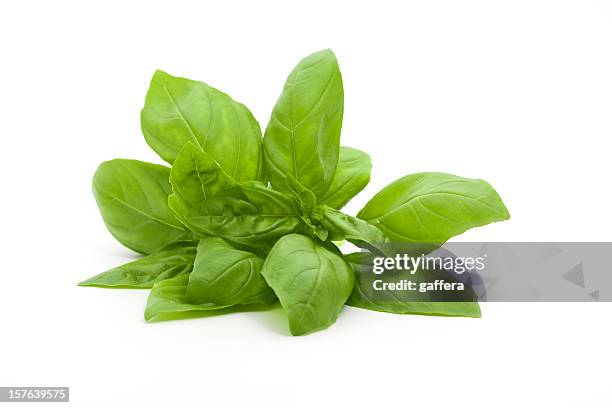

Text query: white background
(1, 1), (611, 406)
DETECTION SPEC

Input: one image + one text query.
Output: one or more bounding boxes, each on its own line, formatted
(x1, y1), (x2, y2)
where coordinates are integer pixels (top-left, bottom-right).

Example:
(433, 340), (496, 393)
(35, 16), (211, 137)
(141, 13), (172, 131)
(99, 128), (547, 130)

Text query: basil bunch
(81, 49), (510, 335)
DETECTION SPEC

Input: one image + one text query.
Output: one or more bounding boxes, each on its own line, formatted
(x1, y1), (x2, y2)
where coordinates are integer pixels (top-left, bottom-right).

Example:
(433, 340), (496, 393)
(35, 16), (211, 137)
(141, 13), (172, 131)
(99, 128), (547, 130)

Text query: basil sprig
(81, 49), (509, 335)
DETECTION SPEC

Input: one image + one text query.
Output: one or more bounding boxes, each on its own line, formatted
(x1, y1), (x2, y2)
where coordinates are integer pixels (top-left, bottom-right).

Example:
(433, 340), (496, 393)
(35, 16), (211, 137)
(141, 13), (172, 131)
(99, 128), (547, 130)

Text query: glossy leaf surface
(358, 172), (510, 244)
(93, 159), (191, 254)
(168, 141), (236, 222)
(80, 243), (196, 288)
(144, 274), (229, 321)
(141, 70), (263, 181)
(183, 182), (306, 247)
(320, 146), (371, 209)
(261, 234), (354, 335)
(319, 206), (388, 254)
(186, 238), (274, 305)
(263, 49), (343, 199)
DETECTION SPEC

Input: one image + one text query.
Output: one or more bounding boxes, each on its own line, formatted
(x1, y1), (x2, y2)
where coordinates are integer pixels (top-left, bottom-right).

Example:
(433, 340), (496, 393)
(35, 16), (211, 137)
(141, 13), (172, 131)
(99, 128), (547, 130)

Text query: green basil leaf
(144, 274), (230, 321)
(284, 176), (317, 214)
(141, 70), (263, 181)
(263, 49), (343, 199)
(186, 238), (275, 306)
(261, 234), (354, 335)
(182, 182), (307, 248)
(357, 172), (510, 244)
(282, 177), (330, 240)
(93, 159), (192, 254)
(319, 206), (388, 254)
(345, 254), (481, 318)
(145, 274), (275, 322)
(320, 146), (371, 209)
(168, 141), (237, 222)
(79, 243), (196, 288)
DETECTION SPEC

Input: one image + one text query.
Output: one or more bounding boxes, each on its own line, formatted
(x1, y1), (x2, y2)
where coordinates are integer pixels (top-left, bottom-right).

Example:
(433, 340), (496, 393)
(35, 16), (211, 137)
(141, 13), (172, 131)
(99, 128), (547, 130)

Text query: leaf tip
(152, 69), (170, 81)
(300, 48), (339, 67)
(501, 206), (511, 221)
